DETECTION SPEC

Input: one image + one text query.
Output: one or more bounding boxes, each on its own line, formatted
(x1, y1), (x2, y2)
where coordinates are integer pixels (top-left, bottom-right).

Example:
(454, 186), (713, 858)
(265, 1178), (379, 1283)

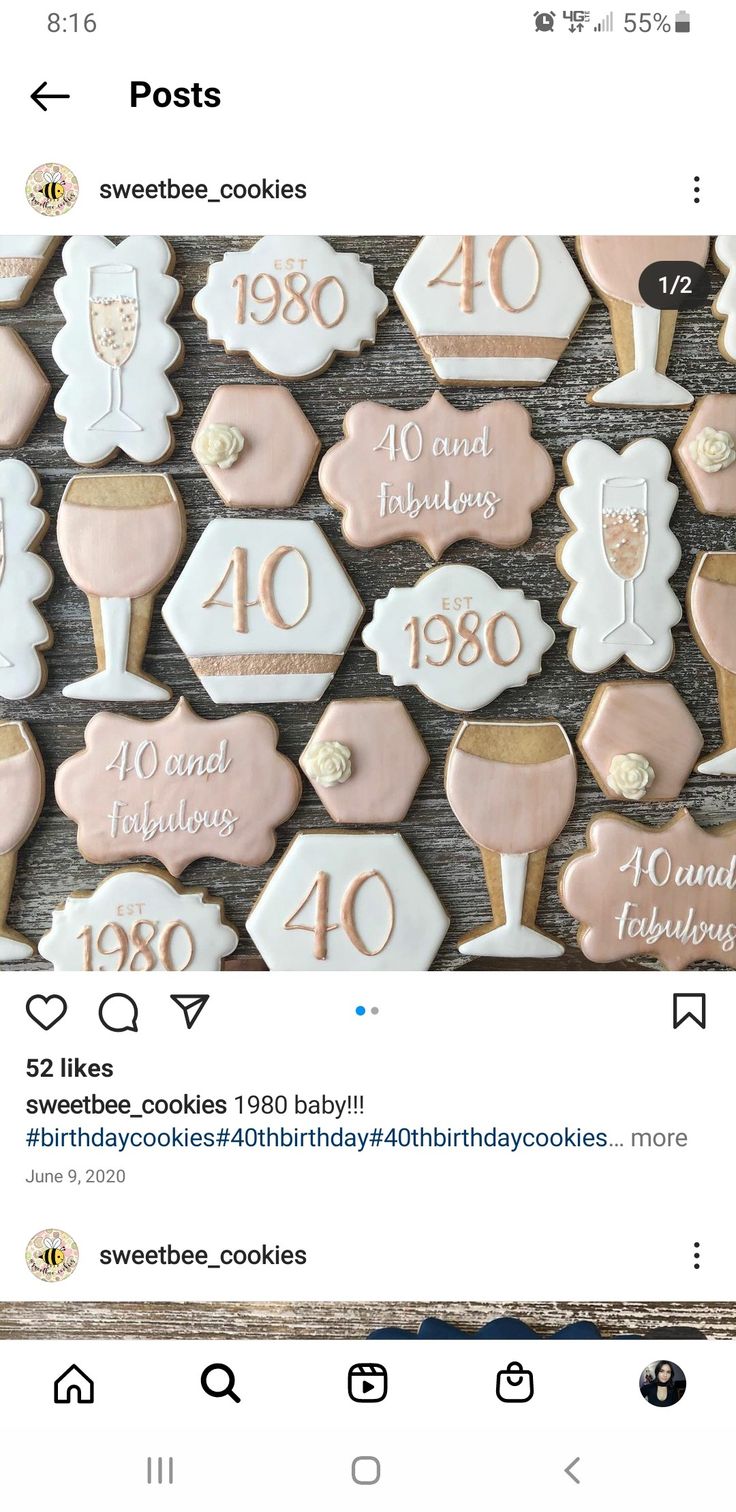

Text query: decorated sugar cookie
(445, 720), (576, 959)
(0, 722), (44, 963)
(675, 396), (736, 515)
(300, 698), (429, 824)
(192, 384), (319, 509)
(713, 236), (736, 364)
(0, 460), (53, 700)
(577, 236), (710, 407)
(394, 235), (590, 385)
(577, 682), (703, 802)
(0, 329), (51, 447)
(246, 831), (449, 970)
(362, 563), (554, 712)
(558, 438), (681, 674)
(193, 236), (387, 379)
(55, 698), (301, 875)
(320, 393), (554, 558)
(0, 236), (57, 308)
(560, 810), (736, 970)
(163, 518), (362, 704)
(52, 235), (182, 465)
(38, 868), (238, 971)
(687, 551), (736, 775)
(57, 472), (185, 702)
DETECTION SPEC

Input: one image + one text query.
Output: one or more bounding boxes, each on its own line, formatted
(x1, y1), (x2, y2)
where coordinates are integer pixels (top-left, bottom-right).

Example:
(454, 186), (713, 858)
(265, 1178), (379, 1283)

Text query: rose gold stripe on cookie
(190, 653), (341, 675)
(420, 335), (567, 358)
(0, 258), (41, 279)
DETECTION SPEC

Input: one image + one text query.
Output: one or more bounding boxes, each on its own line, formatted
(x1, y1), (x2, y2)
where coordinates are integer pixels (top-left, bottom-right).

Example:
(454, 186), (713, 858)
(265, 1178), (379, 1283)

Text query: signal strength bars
(594, 9), (613, 27)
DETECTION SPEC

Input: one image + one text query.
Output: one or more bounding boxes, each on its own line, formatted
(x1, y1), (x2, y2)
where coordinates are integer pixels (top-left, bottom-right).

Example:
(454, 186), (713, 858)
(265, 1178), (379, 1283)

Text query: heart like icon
(25, 994), (68, 1031)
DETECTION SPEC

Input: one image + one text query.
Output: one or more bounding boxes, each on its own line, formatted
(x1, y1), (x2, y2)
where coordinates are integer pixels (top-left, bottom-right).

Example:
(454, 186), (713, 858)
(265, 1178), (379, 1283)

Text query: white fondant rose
(195, 422), (245, 470)
(608, 752), (654, 800)
(688, 425), (736, 474)
(304, 740), (352, 787)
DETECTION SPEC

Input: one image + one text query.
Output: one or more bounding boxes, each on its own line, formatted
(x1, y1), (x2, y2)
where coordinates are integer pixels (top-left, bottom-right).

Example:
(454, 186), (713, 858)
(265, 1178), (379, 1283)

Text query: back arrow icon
(564, 1458), (581, 1484)
(31, 81), (71, 111)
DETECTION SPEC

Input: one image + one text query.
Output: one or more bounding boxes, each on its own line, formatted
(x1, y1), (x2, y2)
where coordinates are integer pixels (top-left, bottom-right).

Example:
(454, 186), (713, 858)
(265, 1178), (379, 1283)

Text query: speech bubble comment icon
(98, 993), (138, 1033)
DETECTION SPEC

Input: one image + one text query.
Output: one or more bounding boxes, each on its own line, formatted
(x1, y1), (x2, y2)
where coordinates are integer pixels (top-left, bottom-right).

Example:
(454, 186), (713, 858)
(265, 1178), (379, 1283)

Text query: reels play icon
(348, 1363), (388, 1403)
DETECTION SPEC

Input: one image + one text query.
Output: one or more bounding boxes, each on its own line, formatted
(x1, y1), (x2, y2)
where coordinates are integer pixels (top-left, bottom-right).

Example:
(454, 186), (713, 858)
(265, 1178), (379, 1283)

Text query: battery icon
(675, 10), (691, 29)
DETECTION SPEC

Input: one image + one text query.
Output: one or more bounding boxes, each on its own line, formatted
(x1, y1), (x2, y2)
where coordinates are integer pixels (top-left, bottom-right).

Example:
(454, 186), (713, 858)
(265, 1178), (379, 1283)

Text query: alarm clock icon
(534, 10), (556, 30)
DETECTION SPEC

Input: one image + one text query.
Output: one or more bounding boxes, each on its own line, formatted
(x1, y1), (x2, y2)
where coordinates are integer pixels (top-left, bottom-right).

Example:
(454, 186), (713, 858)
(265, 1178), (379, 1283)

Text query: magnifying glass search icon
(201, 1362), (241, 1403)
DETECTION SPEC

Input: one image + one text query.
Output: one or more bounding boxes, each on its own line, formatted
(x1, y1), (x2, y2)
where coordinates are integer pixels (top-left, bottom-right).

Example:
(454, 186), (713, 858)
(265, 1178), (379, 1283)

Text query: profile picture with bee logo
(25, 162), (78, 217)
(25, 1226), (79, 1282)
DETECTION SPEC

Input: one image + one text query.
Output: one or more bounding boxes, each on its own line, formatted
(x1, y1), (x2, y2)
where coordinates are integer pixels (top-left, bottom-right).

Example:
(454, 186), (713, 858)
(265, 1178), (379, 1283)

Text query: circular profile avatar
(639, 1359), (686, 1407)
(25, 1227), (79, 1283)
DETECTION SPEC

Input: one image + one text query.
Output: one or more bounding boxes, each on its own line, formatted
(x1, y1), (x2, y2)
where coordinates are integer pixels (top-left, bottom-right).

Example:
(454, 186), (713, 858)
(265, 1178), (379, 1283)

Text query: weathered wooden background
(3, 236), (735, 972)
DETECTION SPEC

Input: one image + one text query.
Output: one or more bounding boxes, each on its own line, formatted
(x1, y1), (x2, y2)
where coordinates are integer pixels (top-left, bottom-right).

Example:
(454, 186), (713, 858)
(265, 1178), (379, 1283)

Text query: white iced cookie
(714, 235), (736, 364)
(38, 868), (238, 971)
(195, 423), (245, 470)
(0, 460), (53, 700)
(304, 740), (352, 787)
(193, 236), (387, 379)
(0, 235), (57, 308)
(52, 235), (182, 466)
(0, 721), (45, 963)
(688, 426), (736, 474)
(607, 752), (655, 800)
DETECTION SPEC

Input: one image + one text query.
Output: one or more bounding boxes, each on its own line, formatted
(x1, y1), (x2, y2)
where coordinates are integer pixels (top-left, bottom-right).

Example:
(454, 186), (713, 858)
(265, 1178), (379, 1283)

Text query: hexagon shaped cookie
(394, 235), (590, 385)
(674, 395), (736, 517)
(577, 681), (703, 802)
(0, 329), (51, 447)
(192, 384), (320, 509)
(300, 698), (429, 823)
(162, 518), (363, 704)
(246, 831), (449, 970)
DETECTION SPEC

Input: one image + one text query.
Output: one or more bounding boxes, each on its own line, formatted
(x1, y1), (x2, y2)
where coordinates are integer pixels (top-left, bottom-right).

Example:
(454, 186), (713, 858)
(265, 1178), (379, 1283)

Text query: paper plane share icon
(170, 993), (210, 1029)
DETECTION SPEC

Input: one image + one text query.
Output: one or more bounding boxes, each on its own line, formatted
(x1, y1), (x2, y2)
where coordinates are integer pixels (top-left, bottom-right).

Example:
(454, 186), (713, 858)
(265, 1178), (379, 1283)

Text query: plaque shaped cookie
(577, 236), (710, 407)
(558, 438), (681, 674)
(320, 393), (554, 558)
(192, 384), (320, 509)
(163, 518), (363, 705)
(394, 235), (591, 385)
(577, 682), (703, 802)
(38, 868), (238, 971)
(57, 472), (185, 702)
(0, 721), (45, 962)
(713, 236), (736, 364)
(687, 551), (736, 775)
(300, 698), (429, 824)
(55, 698), (301, 875)
(362, 564), (554, 712)
(675, 396), (736, 516)
(0, 460), (53, 700)
(193, 236), (387, 379)
(52, 235), (182, 465)
(560, 809), (736, 970)
(246, 831), (449, 970)
(445, 720), (576, 959)
(0, 235), (57, 308)
(0, 329), (51, 447)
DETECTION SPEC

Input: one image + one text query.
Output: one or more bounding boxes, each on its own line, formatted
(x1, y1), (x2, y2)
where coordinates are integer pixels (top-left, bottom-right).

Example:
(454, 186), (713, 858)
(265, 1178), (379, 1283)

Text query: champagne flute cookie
(577, 236), (709, 406)
(0, 721), (44, 963)
(0, 460), (53, 700)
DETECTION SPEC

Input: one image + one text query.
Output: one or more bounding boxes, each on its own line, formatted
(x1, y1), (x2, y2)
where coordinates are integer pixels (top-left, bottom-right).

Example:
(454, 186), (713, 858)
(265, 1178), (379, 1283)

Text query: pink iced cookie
(55, 698), (301, 875)
(300, 698), (429, 823)
(675, 395), (736, 516)
(193, 384), (319, 509)
(0, 328), (51, 447)
(577, 681), (703, 802)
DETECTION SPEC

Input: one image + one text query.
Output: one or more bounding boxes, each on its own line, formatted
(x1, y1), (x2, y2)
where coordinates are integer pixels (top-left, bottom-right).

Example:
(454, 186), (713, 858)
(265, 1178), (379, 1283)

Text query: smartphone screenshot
(0, 1), (734, 1505)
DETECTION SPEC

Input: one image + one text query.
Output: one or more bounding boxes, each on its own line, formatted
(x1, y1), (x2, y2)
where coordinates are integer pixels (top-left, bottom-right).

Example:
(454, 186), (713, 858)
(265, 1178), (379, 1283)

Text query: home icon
(54, 1364), (94, 1405)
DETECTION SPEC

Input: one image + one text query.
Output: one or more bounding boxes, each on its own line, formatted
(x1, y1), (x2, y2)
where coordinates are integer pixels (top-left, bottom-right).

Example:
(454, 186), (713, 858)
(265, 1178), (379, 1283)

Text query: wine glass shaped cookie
(362, 563), (554, 712)
(163, 519), (363, 705)
(445, 721), (576, 959)
(57, 473), (185, 702)
(577, 236), (710, 406)
(558, 438), (681, 674)
(55, 700), (301, 874)
(0, 722), (44, 962)
(713, 236), (736, 364)
(193, 236), (387, 380)
(687, 552), (736, 775)
(39, 869), (238, 971)
(394, 235), (591, 385)
(320, 394), (554, 557)
(0, 235), (57, 308)
(52, 235), (182, 465)
(0, 460), (53, 700)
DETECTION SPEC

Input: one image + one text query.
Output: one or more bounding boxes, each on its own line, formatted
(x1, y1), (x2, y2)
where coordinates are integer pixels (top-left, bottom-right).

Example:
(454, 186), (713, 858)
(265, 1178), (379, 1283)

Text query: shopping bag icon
(495, 1361), (534, 1403)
